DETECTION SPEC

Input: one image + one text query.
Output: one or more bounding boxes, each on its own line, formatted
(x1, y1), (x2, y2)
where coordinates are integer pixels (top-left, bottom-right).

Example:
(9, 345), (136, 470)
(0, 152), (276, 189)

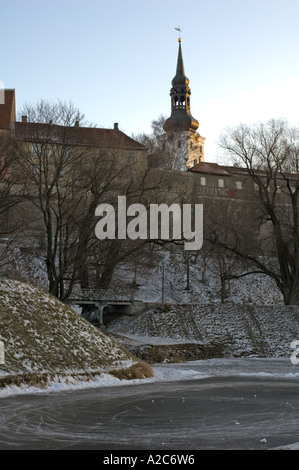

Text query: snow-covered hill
(0, 278), (152, 388)
(109, 250), (284, 305)
(3, 246), (284, 306)
(108, 303), (299, 361)
(1, 247), (296, 369)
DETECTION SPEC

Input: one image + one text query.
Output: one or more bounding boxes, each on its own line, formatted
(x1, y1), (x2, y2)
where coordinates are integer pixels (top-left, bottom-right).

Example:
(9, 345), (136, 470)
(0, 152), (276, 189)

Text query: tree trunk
(98, 240), (121, 289)
(282, 283), (299, 305)
(185, 252), (190, 291)
(79, 260), (90, 289)
(220, 275), (228, 304)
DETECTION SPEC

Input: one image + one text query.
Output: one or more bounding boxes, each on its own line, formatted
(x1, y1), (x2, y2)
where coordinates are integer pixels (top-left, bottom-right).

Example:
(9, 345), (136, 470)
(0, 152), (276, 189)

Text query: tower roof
(163, 39), (199, 134)
(172, 39), (189, 87)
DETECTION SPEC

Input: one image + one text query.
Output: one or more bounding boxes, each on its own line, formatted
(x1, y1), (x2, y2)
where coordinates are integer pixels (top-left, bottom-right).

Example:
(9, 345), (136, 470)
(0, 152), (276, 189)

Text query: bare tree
(12, 101), (141, 297)
(208, 244), (245, 303)
(133, 114), (187, 171)
(217, 118), (299, 305)
(12, 100), (168, 298)
(18, 99), (93, 128)
(0, 133), (24, 266)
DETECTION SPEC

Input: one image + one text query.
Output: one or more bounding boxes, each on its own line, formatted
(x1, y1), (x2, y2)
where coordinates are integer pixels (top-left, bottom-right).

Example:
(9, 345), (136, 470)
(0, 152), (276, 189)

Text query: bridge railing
(68, 288), (134, 303)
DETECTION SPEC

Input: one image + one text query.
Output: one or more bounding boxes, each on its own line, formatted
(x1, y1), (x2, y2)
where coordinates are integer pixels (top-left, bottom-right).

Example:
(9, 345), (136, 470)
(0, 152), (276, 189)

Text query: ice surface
(1, 358), (299, 450)
(1, 357), (299, 398)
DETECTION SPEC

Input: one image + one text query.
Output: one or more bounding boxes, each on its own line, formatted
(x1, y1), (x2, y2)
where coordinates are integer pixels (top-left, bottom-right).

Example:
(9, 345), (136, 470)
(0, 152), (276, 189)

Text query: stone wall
(108, 303), (299, 360)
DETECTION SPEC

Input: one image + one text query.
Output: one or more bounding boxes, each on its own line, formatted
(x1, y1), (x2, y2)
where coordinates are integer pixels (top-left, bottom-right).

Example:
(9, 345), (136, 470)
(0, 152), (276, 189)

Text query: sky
(1, 0), (299, 162)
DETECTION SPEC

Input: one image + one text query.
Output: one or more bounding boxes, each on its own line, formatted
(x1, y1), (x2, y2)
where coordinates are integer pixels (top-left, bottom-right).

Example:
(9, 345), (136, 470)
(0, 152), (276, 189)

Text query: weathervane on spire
(175, 26), (182, 41)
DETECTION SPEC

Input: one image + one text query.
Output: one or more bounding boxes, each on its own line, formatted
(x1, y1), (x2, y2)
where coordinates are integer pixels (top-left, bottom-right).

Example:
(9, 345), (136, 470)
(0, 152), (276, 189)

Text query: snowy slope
(0, 278), (152, 386)
(109, 250), (284, 305)
(108, 303), (299, 359)
(1, 247), (296, 366)
(3, 247), (284, 306)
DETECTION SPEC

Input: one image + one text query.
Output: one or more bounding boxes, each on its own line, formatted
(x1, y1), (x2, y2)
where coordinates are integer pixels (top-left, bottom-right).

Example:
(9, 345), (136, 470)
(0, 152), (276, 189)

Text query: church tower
(162, 38), (205, 170)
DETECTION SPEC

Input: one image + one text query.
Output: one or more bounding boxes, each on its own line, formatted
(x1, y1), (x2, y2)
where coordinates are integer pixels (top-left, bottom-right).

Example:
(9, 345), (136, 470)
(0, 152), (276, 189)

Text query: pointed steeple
(172, 39), (188, 86)
(163, 38), (199, 134)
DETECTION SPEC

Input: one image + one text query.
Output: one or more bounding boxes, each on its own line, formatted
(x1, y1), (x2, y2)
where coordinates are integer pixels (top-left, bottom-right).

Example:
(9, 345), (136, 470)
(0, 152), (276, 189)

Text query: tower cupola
(163, 38), (199, 134)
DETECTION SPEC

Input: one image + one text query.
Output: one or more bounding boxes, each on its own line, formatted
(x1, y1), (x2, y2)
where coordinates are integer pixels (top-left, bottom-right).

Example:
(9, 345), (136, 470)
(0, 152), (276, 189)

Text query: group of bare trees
(0, 100), (163, 300)
(209, 119), (299, 305)
(146, 117), (299, 306)
(2, 100), (299, 305)
(0, 133), (23, 266)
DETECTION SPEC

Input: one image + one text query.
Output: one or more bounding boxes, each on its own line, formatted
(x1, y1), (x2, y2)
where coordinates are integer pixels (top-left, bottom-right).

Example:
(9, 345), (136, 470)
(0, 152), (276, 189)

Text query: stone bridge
(67, 289), (143, 326)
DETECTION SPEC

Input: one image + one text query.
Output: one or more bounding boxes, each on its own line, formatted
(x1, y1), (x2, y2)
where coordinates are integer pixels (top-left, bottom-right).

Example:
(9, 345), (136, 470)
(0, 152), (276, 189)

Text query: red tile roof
(14, 121), (145, 150)
(0, 90), (16, 130)
(189, 162), (232, 176)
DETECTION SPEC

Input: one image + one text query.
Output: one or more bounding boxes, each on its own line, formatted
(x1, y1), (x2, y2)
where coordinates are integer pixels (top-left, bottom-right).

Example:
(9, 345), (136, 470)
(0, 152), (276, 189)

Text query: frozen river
(1, 358), (299, 450)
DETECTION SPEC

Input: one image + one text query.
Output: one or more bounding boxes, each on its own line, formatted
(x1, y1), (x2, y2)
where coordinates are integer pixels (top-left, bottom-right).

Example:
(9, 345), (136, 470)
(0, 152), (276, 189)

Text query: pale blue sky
(1, 0), (299, 162)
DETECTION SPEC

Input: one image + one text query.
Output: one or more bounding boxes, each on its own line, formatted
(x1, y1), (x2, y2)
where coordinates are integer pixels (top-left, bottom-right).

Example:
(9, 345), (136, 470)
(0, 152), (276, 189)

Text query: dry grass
(0, 361), (153, 389)
(110, 360), (153, 380)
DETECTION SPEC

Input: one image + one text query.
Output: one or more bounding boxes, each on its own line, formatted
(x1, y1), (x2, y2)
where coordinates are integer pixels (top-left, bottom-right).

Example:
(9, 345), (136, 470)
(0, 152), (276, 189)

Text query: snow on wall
(108, 304), (299, 358)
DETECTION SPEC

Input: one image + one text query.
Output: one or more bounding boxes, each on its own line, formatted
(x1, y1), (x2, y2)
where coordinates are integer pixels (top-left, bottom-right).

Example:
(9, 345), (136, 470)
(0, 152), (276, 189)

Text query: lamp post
(162, 262), (165, 302)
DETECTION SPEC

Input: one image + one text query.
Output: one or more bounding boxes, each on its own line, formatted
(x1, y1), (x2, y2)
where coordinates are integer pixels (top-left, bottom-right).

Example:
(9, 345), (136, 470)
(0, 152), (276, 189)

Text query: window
(254, 183), (259, 191)
(32, 143), (42, 155)
(193, 159), (198, 166)
(218, 179), (224, 188)
(32, 164), (41, 174)
(131, 170), (137, 180)
(65, 147), (72, 158)
(32, 143), (51, 156)
(178, 140), (181, 149)
(236, 181), (242, 190)
(200, 177), (206, 186)
(128, 151), (137, 163)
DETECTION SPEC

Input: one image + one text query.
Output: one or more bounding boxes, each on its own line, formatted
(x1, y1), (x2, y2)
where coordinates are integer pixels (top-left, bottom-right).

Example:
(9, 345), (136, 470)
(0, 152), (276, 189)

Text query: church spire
(173, 39), (187, 86)
(163, 38), (199, 134)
